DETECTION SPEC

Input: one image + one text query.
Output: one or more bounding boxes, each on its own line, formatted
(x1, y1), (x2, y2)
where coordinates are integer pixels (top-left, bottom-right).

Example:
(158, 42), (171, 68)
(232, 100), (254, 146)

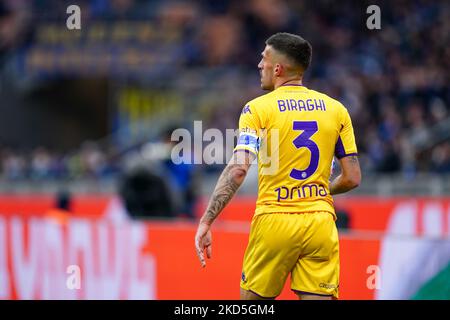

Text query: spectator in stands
(0, 0), (449, 182)
(431, 142), (450, 173)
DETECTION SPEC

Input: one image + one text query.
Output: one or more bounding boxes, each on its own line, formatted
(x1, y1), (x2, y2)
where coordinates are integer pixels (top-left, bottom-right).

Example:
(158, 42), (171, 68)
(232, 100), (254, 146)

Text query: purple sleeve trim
(338, 153), (358, 159)
(334, 136), (345, 158)
(335, 136), (357, 159)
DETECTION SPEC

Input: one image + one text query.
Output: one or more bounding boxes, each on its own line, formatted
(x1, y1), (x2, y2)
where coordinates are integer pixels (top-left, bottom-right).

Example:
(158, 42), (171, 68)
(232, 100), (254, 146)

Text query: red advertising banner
(0, 194), (448, 300)
(196, 196), (450, 234)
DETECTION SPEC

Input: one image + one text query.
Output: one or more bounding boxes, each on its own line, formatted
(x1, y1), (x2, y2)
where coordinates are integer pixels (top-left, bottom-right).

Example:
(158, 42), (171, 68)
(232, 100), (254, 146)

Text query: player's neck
(274, 78), (303, 89)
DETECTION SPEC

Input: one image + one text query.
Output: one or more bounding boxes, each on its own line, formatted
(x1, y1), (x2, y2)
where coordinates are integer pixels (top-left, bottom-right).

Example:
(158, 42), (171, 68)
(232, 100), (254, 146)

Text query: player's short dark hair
(266, 32), (312, 73)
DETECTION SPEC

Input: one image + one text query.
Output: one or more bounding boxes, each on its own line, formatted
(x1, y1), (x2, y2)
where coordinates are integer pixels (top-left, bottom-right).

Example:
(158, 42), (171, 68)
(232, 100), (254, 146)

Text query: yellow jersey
(233, 84), (358, 219)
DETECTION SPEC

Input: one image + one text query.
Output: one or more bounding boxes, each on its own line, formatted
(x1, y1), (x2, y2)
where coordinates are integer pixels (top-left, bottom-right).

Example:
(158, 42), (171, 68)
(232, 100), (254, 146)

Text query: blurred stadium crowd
(0, 143), (118, 181)
(0, 0), (449, 183)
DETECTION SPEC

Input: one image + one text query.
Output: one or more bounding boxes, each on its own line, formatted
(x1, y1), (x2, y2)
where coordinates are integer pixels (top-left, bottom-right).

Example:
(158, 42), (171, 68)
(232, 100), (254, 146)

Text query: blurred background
(0, 0), (448, 300)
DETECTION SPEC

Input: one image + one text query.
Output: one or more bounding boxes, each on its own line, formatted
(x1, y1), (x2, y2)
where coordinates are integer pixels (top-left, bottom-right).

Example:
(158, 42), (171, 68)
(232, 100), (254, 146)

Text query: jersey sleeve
(335, 106), (358, 159)
(233, 103), (262, 156)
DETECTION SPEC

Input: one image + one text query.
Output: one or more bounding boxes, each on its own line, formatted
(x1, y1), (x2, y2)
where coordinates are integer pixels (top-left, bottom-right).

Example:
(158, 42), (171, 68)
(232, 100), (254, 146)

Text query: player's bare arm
(329, 155), (361, 195)
(201, 163), (244, 224)
(195, 151), (255, 267)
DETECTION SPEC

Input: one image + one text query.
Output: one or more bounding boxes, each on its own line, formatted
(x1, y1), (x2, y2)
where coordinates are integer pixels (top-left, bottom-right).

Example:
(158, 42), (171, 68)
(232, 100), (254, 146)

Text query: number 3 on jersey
(290, 121), (320, 180)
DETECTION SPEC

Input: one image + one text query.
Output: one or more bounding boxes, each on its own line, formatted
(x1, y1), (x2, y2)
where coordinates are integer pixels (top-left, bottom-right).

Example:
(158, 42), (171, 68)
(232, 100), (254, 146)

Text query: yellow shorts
(240, 211), (339, 299)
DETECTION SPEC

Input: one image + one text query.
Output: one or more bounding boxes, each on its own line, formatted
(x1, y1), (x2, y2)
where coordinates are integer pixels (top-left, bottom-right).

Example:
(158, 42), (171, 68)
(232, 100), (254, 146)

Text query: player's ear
(274, 63), (282, 76)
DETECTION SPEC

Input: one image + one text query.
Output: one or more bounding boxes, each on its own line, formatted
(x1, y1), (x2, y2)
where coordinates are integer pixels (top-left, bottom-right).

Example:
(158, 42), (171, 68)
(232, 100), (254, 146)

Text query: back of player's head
(266, 32), (312, 73)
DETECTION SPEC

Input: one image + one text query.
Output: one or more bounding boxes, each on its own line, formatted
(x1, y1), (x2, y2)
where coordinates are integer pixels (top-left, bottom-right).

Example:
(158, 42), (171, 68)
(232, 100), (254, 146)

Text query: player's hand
(195, 222), (212, 268)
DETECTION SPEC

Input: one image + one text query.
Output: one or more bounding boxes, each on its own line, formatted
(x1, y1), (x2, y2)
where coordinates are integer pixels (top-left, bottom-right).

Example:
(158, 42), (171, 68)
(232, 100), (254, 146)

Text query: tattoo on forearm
(202, 164), (242, 224)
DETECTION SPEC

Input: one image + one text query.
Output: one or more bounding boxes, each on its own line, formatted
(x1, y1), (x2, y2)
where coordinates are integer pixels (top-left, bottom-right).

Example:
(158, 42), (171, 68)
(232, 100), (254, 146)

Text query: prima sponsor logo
(275, 183), (328, 201)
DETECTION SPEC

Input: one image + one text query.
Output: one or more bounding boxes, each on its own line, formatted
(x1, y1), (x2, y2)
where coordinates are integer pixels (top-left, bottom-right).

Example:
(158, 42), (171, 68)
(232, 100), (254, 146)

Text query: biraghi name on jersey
(277, 99), (326, 112)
